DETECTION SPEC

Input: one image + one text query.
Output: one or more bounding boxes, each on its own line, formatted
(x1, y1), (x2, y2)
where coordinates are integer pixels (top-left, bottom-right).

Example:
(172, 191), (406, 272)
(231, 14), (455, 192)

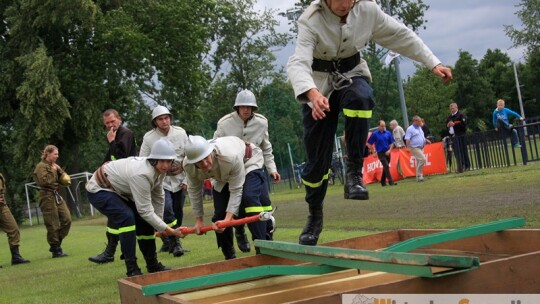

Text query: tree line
(1, 0), (538, 220)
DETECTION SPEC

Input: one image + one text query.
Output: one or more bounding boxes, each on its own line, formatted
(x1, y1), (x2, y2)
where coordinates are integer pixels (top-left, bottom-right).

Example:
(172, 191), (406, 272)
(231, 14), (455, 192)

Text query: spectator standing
(140, 105), (189, 257)
(420, 118), (435, 143)
(33, 145), (72, 258)
(492, 99), (524, 148)
(367, 120), (397, 187)
(405, 116), (429, 182)
(89, 109), (138, 264)
(0, 173), (31, 266)
(286, 0), (452, 245)
(446, 103), (470, 172)
(214, 89), (280, 253)
(389, 120), (405, 148)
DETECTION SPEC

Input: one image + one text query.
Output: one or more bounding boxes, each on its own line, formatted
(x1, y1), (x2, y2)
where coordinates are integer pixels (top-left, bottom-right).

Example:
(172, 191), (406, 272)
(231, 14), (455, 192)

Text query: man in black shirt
(89, 109), (138, 264)
(446, 103), (470, 172)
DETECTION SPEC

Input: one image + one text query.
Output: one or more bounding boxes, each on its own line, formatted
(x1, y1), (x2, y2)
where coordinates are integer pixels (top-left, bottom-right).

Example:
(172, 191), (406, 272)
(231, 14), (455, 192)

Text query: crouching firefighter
(86, 138), (184, 277)
(183, 135), (271, 260)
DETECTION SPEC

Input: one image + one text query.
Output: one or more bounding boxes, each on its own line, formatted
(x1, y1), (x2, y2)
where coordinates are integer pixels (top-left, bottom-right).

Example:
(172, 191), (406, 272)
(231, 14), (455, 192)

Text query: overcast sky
(255, 0), (525, 76)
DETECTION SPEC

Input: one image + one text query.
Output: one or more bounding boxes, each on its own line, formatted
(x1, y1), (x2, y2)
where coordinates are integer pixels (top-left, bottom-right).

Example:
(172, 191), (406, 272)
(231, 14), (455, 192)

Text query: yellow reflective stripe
(302, 169), (331, 188)
(107, 225), (136, 235)
(343, 108), (372, 118)
(137, 235), (156, 240)
(245, 206), (265, 213)
(167, 220), (178, 227)
(261, 206), (273, 212)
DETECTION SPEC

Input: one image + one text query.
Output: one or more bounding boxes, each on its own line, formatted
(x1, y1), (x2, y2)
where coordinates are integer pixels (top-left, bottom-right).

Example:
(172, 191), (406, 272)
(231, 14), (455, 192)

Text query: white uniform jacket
(86, 157), (169, 232)
(287, 0), (441, 103)
(183, 136), (263, 218)
(140, 126), (189, 193)
(214, 112), (277, 174)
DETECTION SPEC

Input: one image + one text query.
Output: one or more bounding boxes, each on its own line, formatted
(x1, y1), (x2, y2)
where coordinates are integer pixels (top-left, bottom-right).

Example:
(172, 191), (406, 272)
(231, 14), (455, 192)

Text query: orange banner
(363, 142), (447, 184)
(362, 150), (402, 184)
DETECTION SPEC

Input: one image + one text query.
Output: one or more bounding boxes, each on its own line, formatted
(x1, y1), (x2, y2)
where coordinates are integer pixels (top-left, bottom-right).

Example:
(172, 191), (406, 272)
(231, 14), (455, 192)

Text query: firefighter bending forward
(86, 139), (184, 277)
(183, 135), (270, 260)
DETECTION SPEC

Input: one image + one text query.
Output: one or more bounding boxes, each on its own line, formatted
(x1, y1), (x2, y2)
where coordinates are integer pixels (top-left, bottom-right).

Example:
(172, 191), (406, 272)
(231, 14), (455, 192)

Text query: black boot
(88, 232), (118, 264)
(235, 225), (251, 253)
(10, 246), (30, 265)
(50, 244), (68, 258)
(299, 206), (323, 246)
(344, 172), (369, 200)
(145, 254), (171, 273)
(124, 258), (142, 277)
(168, 235), (184, 257)
(221, 246), (236, 260)
(158, 236), (170, 253)
(216, 228), (236, 260)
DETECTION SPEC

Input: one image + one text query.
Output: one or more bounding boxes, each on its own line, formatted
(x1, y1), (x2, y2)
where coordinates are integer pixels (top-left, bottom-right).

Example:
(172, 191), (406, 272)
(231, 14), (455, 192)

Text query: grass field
(1, 163), (539, 303)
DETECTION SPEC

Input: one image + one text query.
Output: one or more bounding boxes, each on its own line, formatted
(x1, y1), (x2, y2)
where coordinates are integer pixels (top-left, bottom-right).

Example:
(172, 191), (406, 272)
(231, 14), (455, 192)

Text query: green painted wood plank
(258, 247), (476, 278)
(255, 241), (479, 269)
(383, 217), (525, 253)
(142, 264), (345, 296)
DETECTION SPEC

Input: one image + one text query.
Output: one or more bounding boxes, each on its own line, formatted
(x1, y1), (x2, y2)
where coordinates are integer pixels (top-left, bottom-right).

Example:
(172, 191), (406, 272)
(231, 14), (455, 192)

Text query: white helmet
(148, 138), (176, 160)
(151, 105), (172, 120)
(233, 89), (258, 110)
(185, 135), (214, 164)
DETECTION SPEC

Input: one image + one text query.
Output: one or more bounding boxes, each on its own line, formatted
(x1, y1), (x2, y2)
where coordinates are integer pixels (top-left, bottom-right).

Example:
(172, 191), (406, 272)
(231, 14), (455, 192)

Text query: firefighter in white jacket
(140, 105), (189, 257)
(287, 0), (452, 246)
(183, 135), (268, 259)
(214, 89), (281, 253)
(86, 139), (183, 277)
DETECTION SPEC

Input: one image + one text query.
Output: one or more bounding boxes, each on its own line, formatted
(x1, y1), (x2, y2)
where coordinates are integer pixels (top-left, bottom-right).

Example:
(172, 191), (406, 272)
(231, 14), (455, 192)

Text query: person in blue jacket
(492, 99), (524, 148)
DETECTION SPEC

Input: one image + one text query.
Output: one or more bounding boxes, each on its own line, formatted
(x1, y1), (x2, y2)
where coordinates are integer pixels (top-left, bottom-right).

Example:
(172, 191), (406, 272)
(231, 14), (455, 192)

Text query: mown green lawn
(1, 163), (539, 303)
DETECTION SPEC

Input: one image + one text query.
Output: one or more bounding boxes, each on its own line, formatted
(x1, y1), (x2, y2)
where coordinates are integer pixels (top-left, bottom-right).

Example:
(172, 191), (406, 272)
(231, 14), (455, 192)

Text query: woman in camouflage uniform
(33, 145), (71, 258)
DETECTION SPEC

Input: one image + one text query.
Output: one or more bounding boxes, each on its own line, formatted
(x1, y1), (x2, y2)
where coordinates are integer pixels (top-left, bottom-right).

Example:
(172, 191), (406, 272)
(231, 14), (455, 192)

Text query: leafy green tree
(404, 65), (456, 138)
(199, 0), (291, 137)
(478, 49), (514, 103)
(520, 49), (540, 117)
(208, 0), (290, 91)
(504, 0), (540, 53)
(452, 51), (494, 131)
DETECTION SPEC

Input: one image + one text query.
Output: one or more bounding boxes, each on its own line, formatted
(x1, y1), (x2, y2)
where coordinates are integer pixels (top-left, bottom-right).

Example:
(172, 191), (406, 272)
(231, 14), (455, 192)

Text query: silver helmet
(184, 135), (214, 164)
(233, 89), (258, 110)
(148, 138), (176, 160)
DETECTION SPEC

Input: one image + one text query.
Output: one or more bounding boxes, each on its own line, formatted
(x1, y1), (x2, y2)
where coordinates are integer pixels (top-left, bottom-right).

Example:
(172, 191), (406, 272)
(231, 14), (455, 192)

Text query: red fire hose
(156, 210), (275, 237)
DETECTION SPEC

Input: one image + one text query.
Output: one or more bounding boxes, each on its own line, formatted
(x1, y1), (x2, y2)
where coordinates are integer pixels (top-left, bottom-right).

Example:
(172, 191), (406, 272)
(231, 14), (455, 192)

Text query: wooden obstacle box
(118, 218), (540, 303)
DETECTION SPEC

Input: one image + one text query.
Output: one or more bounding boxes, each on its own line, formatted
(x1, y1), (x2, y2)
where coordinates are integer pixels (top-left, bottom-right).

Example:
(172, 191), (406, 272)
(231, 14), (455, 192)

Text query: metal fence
(444, 119), (539, 173)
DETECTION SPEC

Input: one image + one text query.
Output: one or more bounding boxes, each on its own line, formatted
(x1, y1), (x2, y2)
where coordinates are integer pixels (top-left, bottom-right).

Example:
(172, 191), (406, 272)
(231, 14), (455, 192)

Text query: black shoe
(235, 232), (251, 253)
(145, 255), (171, 273)
(222, 247), (236, 260)
(147, 262), (171, 273)
(10, 246), (30, 265)
(298, 207), (323, 246)
(88, 251), (114, 264)
(125, 258), (142, 277)
(390, 182), (397, 186)
(50, 245), (68, 258)
(381, 183), (387, 187)
(344, 173), (369, 200)
(159, 236), (171, 253)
